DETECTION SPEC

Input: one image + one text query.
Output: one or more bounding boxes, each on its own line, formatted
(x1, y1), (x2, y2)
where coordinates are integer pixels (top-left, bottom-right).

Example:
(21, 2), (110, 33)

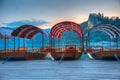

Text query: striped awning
(11, 25), (49, 39)
(50, 21), (84, 38)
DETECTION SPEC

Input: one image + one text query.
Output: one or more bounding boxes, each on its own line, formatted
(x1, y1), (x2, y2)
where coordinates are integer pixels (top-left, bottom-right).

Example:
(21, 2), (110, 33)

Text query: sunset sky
(0, 0), (120, 29)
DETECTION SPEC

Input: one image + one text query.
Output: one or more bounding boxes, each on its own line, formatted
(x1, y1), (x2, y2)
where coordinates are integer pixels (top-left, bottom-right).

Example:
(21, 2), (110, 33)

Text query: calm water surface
(0, 60), (120, 80)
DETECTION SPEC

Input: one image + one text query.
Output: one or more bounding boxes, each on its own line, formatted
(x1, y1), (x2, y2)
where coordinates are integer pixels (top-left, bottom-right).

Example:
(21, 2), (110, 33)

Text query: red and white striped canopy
(50, 21), (83, 38)
(11, 25), (48, 39)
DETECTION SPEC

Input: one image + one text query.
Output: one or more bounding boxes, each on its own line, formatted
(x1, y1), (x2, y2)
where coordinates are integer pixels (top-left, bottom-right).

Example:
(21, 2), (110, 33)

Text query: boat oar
(59, 53), (65, 64)
(114, 53), (120, 63)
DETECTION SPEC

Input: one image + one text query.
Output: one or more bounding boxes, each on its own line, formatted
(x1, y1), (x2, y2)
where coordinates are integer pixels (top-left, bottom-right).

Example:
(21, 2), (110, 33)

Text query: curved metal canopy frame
(11, 25), (50, 52)
(90, 28), (117, 39)
(86, 24), (120, 39)
(11, 25), (49, 39)
(86, 24), (120, 51)
(50, 21), (84, 38)
(50, 21), (84, 49)
(90, 29), (114, 39)
(93, 26), (120, 37)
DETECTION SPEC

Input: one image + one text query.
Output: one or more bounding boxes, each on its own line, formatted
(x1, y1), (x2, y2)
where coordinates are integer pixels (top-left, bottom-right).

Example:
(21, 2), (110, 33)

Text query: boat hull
(88, 50), (120, 60)
(51, 51), (82, 60)
(0, 52), (47, 60)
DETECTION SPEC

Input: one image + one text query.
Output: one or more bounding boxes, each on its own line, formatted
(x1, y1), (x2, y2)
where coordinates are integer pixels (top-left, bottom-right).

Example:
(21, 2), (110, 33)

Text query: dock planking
(0, 60), (120, 80)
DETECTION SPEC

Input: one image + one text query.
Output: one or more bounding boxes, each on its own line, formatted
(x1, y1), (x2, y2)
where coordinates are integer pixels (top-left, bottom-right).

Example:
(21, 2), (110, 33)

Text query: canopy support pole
(23, 39), (26, 47)
(116, 37), (118, 50)
(88, 33), (90, 48)
(32, 39), (34, 51)
(110, 39), (112, 51)
(49, 36), (51, 48)
(18, 38), (20, 51)
(118, 38), (119, 49)
(8, 39), (9, 51)
(14, 37), (16, 52)
(4, 36), (6, 53)
(26, 39), (28, 47)
(53, 38), (55, 48)
(42, 33), (44, 48)
(51, 37), (53, 52)
(80, 38), (81, 48)
(82, 37), (84, 52)
(23, 38), (25, 48)
(86, 36), (88, 52)
(41, 33), (44, 52)
(58, 38), (60, 49)
(51, 38), (53, 48)
(49, 36), (52, 47)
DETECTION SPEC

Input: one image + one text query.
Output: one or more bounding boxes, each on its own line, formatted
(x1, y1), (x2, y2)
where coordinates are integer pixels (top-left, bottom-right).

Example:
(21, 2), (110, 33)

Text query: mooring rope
(114, 53), (120, 63)
(59, 53), (65, 64)
(2, 56), (13, 64)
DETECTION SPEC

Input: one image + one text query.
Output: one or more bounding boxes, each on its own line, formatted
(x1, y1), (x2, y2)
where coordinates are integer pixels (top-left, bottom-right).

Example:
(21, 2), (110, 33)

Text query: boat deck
(0, 60), (120, 80)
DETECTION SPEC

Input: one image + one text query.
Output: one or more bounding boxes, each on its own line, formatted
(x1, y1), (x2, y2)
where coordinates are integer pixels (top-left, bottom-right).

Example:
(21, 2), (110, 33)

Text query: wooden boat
(0, 50), (26, 60)
(0, 47), (48, 60)
(50, 21), (84, 60)
(51, 45), (83, 60)
(87, 47), (120, 60)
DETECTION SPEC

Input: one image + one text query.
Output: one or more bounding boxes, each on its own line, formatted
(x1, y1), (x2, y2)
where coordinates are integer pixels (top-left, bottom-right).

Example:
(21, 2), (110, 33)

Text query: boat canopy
(86, 24), (120, 39)
(0, 28), (12, 39)
(11, 25), (49, 39)
(50, 21), (83, 38)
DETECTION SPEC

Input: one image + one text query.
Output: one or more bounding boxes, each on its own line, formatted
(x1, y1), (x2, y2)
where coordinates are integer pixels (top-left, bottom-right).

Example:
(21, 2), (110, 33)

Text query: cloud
(0, 20), (49, 28)
(38, 23), (53, 29)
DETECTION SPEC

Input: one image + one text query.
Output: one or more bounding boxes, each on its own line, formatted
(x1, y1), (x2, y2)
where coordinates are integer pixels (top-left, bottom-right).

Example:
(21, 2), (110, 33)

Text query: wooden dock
(0, 60), (120, 80)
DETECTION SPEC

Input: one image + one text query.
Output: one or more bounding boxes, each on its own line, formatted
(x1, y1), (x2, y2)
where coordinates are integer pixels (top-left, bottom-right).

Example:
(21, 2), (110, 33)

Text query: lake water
(0, 60), (120, 80)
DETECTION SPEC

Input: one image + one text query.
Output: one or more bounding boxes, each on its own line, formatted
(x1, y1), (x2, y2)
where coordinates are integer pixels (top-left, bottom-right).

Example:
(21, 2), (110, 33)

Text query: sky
(0, 0), (120, 29)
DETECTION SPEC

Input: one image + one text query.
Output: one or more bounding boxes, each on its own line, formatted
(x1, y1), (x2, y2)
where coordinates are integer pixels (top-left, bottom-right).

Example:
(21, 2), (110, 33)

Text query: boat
(87, 46), (120, 60)
(50, 21), (84, 60)
(51, 45), (83, 60)
(0, 25), (50, 60)
(86, 24), (120, 60)
(0, 47), (49, 60)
